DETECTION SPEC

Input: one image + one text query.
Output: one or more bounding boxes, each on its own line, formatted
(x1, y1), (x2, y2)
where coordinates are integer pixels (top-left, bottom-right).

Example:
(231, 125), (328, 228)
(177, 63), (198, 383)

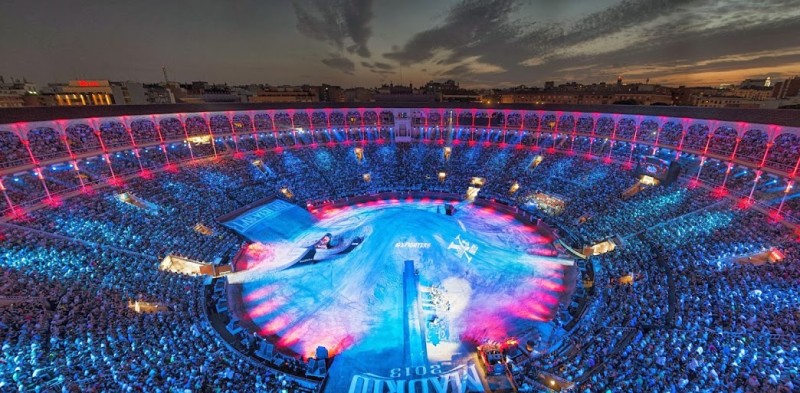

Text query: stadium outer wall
(0, 103), (799, 223)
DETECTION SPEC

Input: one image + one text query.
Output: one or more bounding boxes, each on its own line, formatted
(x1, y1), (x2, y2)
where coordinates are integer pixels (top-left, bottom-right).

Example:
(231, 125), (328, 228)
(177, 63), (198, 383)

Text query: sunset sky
(1, 0), (799, 88)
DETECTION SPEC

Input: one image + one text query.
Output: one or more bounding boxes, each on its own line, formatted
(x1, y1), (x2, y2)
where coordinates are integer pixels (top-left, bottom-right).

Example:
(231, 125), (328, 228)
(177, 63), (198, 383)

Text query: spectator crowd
(1, 126), (799, 392)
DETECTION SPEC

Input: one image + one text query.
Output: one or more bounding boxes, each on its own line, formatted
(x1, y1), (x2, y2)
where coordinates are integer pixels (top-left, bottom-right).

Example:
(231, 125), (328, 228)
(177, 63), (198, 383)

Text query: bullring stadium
(1, 104), (799, 392)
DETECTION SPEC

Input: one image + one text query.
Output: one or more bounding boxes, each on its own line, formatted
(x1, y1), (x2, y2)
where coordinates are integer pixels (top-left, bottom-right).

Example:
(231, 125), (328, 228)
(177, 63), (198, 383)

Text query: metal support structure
(177, 114), (195, 161)
(675, 121), (689, 161)
(122, 117), (144, 172)
(721, 163), (733, 188)
(777, 181), (793, 215)
(695, 156), (706, 182)
(151, 115), (171, 166)
(0, 179), (15, 212)
(203, 113), (219, 157)
(607, 116), (619, 159)
(248, 111), (261, 152)
(470, 110), (476, 142)
(652, 118), (664, 155)
(748, 171), (761, 201)
(54, 122), (85, 189)
(87, 119), (117, 179)
(227, 112), (240, 153)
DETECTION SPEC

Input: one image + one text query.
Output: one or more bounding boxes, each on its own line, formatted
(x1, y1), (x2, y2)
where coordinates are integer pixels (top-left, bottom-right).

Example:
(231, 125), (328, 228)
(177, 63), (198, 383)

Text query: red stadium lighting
(43, 195), (63, 208)
(768, 210), (783, 223)
(5, 206), (28, 221)
(108, 177), (125, 188)
(737, 197), (754, 209)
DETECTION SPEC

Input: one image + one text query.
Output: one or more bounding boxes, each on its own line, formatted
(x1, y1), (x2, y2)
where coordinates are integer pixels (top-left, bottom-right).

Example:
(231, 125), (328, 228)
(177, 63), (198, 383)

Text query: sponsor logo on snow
(395, 242), (432, 249)
(224, 200), (294, 232)
(448, 235), (478, 263)
(348, 363), (485, 393)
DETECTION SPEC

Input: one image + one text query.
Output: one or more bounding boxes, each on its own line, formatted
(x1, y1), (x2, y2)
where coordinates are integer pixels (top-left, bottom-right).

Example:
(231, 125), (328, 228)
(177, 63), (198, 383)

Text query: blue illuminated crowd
(0, 228), (309, 392)
(1, 136), (799, 392)
(531, 206), (799, 393)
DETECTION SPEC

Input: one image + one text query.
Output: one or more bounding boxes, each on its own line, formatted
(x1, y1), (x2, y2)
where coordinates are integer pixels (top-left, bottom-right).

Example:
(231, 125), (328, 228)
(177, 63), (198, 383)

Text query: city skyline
(1, 0), (799, 88)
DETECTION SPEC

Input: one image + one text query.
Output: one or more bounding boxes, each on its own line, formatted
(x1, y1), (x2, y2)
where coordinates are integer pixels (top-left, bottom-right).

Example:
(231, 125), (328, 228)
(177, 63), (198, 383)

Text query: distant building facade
(0, 79), (35, 107)
(52, 80), (149, 106)
(3, 75), (799, 108)
(312, 85), (345, 102)
(773, 76), (800, 99)
(344, 87), (374, 103)
(251, 86), (317, 103)
(56, 80), (116, 105)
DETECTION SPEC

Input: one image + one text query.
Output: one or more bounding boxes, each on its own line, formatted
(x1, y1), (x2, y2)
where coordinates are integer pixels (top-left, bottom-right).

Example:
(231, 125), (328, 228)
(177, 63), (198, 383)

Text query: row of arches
(1, 110), (799, 174)
(0, 129), (798, 219)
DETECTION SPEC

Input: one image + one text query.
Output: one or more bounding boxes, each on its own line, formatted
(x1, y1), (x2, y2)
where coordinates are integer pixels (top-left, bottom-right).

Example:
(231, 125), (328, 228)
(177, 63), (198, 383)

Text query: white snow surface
(227, 200), (577, 391)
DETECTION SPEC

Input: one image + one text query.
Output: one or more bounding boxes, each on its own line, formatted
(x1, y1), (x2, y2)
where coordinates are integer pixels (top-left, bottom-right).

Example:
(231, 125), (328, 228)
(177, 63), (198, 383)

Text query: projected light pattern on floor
(227, 198), (577, 392)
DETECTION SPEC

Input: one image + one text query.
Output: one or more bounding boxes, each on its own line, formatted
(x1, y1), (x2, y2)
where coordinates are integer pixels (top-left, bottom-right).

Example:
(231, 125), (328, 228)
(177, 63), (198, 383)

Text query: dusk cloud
(384, 0), (800, 86)
(0, 0), (798, 86)
(292, 0), (374, 58)
(321, 54), (356, 75)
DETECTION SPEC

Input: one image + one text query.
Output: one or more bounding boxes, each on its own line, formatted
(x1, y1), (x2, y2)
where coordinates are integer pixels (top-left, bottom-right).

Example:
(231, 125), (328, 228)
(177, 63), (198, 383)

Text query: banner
(221, 199), (317, 242)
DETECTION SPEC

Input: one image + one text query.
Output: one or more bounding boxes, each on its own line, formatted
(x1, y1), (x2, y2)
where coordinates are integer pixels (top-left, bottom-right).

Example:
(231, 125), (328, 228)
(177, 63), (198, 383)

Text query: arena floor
(226, 197), (578, 392)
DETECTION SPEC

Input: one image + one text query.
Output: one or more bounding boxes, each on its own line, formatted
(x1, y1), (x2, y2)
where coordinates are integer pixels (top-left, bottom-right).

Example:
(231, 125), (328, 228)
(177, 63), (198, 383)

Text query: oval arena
(1, 104), (799, 392)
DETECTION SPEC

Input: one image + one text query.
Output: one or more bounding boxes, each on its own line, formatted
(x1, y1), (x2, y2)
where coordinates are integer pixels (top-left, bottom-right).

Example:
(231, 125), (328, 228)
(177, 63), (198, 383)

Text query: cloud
(360, 60), (395, 75)
(383, 0), (800, 86)
(372, 61), (393, 70)
(384, 0), (519, 66)
(321, 54), (356, 74)
(361, 61), (393, 70)
(439, 56), (506, 77)
(520, 57), (545, 67)
(292, 0), (374, 57)
(545, 6), (800, 84)
(370, 69), (394, 76)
